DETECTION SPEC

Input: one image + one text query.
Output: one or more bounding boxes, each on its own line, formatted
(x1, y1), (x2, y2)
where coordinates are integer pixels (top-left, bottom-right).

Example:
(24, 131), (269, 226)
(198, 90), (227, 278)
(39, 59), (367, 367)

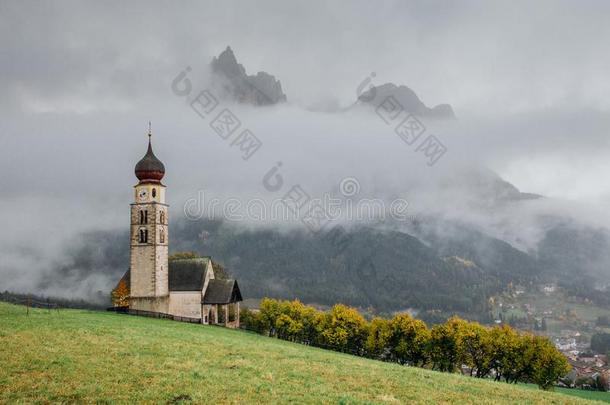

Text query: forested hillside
(27, 214), (610, 321)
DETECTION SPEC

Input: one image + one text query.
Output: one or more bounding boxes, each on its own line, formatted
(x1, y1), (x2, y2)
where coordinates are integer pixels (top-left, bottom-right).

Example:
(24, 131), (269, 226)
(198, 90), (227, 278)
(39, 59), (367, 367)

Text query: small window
(152, 188), (157, 198)
(139, 210), (148, 224)
(159, 211), (165, 224)
(138, 228), (146, 243)
(160, 229), (165, 244)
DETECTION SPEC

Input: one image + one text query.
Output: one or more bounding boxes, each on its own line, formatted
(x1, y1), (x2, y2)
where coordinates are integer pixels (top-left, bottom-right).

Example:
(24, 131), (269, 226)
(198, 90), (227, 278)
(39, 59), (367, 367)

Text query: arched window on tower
(138, 228), (149, 244)
(152, 188), (157, 198)
(139, 210), (148, 224)
(160, 229), (165, 244)
(159, 210), (165, 224)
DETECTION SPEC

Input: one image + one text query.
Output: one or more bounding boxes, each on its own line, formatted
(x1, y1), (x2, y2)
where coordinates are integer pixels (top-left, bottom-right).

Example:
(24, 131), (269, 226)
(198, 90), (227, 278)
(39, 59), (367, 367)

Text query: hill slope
(0, 303), (602, 404)
(171, 220), (537, 318)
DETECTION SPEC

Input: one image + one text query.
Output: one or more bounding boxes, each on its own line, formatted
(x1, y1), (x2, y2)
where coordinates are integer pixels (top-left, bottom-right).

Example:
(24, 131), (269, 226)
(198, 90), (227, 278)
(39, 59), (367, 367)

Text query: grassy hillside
(0, 302), (605, 404)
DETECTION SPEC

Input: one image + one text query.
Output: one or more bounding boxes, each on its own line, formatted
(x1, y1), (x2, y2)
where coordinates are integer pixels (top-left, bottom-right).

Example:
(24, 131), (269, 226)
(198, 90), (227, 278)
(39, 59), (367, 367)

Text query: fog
(1, 1), (609, 300)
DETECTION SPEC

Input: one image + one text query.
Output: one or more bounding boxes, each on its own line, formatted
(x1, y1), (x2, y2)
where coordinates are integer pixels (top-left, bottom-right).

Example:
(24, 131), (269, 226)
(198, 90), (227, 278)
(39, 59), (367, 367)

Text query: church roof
(135, 135), (165, 183)
(203, 279), (243, 304)
(168, 258), (210, 291)
(117, 257), (242, 299)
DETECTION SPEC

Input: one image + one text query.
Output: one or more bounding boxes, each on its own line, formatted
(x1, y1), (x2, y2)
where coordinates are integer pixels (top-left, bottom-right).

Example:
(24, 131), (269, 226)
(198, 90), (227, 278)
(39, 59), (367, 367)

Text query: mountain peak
(210, 46), (287, 106)
(358, 82), (455, 119)
(212, 46), (245, 79)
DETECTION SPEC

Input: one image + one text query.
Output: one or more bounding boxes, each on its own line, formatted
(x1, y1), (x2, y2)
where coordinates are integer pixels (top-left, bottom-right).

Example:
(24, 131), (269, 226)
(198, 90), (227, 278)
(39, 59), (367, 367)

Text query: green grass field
(521, 383), (610, 403)
(0, 302), (608, 404)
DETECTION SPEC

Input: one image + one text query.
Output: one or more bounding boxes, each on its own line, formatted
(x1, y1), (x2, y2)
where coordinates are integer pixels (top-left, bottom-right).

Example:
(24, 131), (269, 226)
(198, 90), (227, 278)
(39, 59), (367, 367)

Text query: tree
(456, 320), (493, 378)
(386, 313), (430, 366)
(594, 373), (609, 392)
(428, 317), (462, 372)
(591, 333), (610, 354)
(513, 334), (540, 384)
(365, 317), (391, 359)
(275, 313), (304, 341)
(111, 279), (129, 307)
(169, 251), (200, 260)
(530, 336), (570, 390)
(317, 304), (368, 354)
(239, 307), (262, 332)
(274, 300), (316, 342)
(488, 325), (521, 383)
(291, 301), (318, 344)
(211, 261), (230, 279)
(258, 298), (282, 337)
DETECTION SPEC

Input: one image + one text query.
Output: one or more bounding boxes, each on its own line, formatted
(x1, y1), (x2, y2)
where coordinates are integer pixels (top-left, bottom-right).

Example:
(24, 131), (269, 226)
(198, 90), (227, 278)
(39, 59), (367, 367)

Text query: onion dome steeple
(135, 123), (165, 183)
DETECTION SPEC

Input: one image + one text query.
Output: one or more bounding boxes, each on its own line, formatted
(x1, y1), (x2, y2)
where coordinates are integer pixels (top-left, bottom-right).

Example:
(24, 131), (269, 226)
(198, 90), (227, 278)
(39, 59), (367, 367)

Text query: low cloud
(2, 1), (610, 300)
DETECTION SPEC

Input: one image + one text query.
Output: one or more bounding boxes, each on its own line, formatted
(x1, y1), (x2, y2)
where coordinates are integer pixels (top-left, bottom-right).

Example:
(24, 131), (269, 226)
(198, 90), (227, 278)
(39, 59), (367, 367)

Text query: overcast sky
(2, 1), (610, 113)
(1, 1), (610, 296)
(2, 0), (610, 207)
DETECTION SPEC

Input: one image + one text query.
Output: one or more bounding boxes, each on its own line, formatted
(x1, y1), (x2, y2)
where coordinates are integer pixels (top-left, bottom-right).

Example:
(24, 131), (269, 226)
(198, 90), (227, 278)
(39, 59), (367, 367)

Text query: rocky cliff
(211, 46), (287, 106)
(358, 83), (455, 119)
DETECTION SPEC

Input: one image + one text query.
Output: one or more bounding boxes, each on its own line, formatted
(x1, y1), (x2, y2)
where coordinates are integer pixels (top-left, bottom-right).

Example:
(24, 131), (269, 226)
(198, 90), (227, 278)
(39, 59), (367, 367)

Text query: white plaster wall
(130, 296), (169, 313)
(169, 292), (202, 319)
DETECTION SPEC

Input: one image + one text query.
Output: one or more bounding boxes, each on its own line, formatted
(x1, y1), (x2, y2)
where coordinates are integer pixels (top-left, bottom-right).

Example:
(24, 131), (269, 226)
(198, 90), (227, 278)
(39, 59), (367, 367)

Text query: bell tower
(129, 125), (169, 312)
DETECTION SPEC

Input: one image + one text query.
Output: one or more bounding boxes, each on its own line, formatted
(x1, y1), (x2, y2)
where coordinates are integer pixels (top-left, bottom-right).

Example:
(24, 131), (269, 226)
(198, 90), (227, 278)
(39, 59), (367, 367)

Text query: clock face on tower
(138, 189), (149, 202)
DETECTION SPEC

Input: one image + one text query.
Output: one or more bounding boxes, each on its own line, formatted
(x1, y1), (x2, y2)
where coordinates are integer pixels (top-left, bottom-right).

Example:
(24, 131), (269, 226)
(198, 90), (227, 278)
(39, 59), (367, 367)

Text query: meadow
(0, 302), (607, 404)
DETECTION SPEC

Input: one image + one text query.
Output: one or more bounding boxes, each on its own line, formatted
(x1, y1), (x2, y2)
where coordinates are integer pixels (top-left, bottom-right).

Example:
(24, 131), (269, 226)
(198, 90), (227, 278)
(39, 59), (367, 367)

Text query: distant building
(542, 284), (556, 294)
(555, 337), (577, 351)
(112, 130), (242, 327)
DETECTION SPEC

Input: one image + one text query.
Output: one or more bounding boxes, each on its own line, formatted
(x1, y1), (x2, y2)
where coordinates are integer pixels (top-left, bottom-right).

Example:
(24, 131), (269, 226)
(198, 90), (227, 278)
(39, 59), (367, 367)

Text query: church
(112, 129), (243, 327)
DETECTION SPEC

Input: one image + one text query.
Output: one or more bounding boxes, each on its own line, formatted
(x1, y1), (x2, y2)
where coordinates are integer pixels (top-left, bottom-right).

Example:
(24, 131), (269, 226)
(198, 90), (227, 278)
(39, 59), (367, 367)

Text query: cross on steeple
(148, 121), (152, 138)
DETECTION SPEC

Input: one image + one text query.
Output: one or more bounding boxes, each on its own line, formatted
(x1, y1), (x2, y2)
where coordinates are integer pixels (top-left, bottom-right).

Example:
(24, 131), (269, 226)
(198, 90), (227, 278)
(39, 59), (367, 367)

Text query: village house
(112, 129), (242, 327)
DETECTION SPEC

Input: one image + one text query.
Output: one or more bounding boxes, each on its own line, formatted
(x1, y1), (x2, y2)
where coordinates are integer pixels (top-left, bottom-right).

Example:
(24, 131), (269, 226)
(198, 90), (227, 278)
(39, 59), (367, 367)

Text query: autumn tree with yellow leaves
(243, 298), (570, 390)
(111, 279), (129, 307)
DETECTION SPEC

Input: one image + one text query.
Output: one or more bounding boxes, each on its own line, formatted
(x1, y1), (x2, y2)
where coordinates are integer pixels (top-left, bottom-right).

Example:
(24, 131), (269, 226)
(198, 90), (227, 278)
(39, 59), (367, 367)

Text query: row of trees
(241, 298), (570, 390)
